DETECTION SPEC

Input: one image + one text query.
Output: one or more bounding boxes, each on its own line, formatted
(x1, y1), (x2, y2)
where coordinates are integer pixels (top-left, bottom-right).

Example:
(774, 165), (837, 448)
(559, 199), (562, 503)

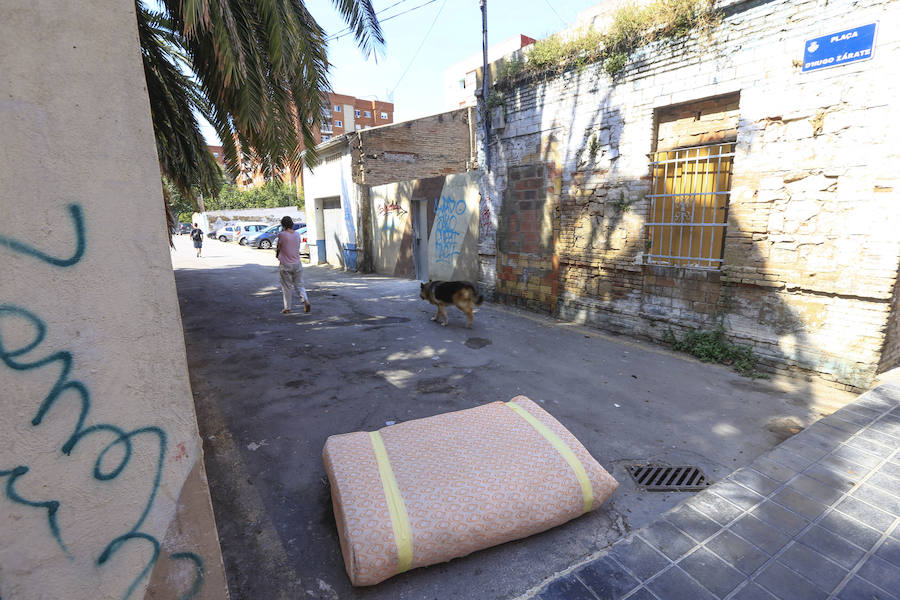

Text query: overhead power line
(326, 0), (440, 42)
(389, 0), (448, 97)
(542, 0), (569, 27)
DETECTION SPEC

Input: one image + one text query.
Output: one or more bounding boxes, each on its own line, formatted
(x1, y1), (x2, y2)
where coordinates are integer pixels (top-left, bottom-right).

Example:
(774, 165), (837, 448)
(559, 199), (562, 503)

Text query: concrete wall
(369, 172), (480, 282)
(0, 2), (227, 598)
(202, 206), (305, 226)
(479, 0), (900, 390)
(428, 172), (482, 282)
(303, 147), (359, 267)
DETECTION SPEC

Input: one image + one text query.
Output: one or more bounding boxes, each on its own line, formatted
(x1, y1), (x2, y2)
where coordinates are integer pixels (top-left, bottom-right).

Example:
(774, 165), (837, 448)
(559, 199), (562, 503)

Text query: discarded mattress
(322, 395), (618, 586)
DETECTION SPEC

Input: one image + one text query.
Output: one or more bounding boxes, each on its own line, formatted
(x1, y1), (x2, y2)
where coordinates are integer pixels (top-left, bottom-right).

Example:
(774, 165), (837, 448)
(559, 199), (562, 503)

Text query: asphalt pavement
(170, 236), (856, 600)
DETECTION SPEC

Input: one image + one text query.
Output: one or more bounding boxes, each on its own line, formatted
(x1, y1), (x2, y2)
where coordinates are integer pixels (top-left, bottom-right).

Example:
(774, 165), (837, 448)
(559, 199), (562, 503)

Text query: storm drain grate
(627, 464), (711, 491)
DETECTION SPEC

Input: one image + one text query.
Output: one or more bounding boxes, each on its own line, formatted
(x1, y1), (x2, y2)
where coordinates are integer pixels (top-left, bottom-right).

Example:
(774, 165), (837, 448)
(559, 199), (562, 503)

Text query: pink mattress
(322, 396), (618, 585)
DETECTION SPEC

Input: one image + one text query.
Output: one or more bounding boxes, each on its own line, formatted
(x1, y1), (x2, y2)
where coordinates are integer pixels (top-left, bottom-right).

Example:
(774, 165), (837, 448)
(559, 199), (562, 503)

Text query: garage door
(322, 198), (343, 267)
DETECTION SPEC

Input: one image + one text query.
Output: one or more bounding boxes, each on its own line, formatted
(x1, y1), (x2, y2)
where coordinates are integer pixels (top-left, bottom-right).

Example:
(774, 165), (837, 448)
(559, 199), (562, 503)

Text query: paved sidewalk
(523, 383), (900, 600)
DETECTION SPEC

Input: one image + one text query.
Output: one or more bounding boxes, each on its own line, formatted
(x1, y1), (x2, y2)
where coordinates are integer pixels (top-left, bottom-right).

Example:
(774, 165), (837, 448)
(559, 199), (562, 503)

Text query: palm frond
(137, 0), (384, 205)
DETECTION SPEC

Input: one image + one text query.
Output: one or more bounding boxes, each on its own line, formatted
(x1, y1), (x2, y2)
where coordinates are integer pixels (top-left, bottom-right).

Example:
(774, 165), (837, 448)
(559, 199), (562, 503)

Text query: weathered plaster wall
(0, 2), (227, 598)
(369, 173), (480, 282)
(479, 0), (900, 389)
(427, 172), (481, 282)
(370, 179), (431, 279)
(303, 147), (357, 266)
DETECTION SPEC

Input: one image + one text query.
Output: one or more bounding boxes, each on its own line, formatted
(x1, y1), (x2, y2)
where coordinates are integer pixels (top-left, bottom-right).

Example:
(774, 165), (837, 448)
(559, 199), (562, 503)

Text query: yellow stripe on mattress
(369, 431), (413, 573)
(505, 401), (594, 513)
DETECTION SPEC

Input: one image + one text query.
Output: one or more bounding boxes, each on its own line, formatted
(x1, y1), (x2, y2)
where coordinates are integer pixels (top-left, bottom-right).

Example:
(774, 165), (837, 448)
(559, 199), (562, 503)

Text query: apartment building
(319, 92), (395, 143)
(205, 92), (393, 190)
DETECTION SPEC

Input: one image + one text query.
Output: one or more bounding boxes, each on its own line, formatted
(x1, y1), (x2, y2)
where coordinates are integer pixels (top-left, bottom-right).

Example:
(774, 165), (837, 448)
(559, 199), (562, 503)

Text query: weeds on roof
(494, 0), (718, 90)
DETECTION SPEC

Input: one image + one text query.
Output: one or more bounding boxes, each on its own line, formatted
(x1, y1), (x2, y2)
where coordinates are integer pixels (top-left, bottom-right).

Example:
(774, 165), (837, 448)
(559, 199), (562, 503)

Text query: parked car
(248, 224), (308, 254)
(214, 225), (239, 241)
(233, 222), (271, 245)
(178, 223), (192, 235)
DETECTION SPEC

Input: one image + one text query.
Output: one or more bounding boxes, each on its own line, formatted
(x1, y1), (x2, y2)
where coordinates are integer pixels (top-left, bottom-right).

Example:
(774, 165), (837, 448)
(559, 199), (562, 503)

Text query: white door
(322, 197), (343, 267)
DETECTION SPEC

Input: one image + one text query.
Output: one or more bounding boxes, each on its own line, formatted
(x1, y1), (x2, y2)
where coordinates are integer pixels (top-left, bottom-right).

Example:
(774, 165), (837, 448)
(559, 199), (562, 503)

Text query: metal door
(322, 197), (343, 267)
(411, 200), (428, 281)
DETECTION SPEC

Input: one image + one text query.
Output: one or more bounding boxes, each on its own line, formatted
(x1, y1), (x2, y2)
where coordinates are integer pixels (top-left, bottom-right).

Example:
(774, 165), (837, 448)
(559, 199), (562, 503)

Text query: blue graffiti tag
(433, 196), (467, 264)
(0, 203), (85, 266)
(0, 204), (205, 599)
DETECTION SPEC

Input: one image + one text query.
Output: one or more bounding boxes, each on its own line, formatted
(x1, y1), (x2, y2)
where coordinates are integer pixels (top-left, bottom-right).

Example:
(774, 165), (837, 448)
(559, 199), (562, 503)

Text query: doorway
(411, 199), (429, 281)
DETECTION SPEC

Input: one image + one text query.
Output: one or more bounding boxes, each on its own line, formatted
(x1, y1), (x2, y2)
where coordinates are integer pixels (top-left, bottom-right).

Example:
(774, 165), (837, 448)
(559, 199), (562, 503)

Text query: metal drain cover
(627, 464), (711, 491)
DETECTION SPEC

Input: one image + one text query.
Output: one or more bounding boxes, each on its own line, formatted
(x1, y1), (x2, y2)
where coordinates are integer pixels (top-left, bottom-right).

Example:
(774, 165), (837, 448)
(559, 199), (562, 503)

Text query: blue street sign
(802, 23), (877, 72)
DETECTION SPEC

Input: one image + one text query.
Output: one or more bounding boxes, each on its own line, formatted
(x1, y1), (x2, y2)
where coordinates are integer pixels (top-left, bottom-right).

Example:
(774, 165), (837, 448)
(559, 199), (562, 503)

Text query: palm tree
(137, 0), (383, 221)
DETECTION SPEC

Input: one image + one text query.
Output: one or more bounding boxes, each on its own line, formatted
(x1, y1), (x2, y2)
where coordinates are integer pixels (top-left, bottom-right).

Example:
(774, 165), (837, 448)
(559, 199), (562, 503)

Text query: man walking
(190, 222), (204, 257)
(276, 216), (311, 314)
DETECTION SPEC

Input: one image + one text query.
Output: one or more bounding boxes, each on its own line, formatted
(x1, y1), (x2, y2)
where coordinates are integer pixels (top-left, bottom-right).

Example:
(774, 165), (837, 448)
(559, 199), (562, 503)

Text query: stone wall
(479, 0), (900, 390)
(0, 1), (227, 598)
(880, 278), (900, 375)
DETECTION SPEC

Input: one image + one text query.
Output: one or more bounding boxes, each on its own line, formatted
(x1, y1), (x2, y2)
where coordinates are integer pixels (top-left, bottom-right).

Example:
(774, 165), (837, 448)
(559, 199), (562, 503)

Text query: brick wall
(479, 0), (900, 390)
(353, 108), (476, 187)
(496, 164), (560, 312)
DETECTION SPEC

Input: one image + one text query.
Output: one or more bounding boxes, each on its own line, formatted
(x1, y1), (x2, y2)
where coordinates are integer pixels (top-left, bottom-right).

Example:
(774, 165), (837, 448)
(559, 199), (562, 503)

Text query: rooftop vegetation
(494, 0), (718, 89)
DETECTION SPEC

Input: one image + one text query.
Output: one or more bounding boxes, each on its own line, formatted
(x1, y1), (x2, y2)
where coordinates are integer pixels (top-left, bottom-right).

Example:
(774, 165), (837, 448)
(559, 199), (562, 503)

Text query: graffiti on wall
(479, 194), (495, 240)
(378, 201), (407, 235)
(433, 195), (467, 264)
(378, 202), (407, 218)
(0, 204), (205, 600)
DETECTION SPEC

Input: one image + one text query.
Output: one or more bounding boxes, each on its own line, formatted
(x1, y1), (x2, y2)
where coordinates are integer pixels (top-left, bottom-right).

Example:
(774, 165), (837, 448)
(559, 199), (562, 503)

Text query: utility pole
(480, 0), (490, 170)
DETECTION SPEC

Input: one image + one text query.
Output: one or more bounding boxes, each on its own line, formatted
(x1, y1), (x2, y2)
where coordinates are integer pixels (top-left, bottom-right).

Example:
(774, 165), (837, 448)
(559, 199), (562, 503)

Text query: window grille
(646, 143), (734, 269)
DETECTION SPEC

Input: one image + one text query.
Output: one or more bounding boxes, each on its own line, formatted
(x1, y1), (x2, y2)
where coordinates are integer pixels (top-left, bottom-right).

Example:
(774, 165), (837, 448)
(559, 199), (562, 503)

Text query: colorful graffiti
(378, 202), (407, 217)
(378, 200), (407, 236)
(0, 204), (205, 600)
(434, 195), (467, 264)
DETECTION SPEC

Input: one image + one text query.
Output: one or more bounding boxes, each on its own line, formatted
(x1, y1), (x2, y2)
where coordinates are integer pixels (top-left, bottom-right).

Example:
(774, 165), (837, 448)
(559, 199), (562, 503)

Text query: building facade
(302, 108), (478, 277)
(443, 34), (536, 110)
(475, 0), (900, 391)
(206, 92), (393, 190)
(318, 92), (394, 143)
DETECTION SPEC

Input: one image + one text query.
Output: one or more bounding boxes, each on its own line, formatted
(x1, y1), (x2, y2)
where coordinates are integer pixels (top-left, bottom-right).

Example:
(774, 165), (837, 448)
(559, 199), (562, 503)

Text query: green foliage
(205, 181), (303, 212)
(494, 0), (716, 88)
(663, 327), (766, 378)
(139, 0), (383, 209)
(162, 177), (199, 223)
(494, 56), (525, 82)
(588, 134), (600, 161)
(610, 191), (639, 212)
(165, 178), (302, 221)
(485, 90), (506, 109)
(603, 52), (629, 76)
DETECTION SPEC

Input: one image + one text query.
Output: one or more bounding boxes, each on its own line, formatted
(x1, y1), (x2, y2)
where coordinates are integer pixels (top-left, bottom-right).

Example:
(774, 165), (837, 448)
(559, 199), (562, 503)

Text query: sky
(200, 0), (603, 143)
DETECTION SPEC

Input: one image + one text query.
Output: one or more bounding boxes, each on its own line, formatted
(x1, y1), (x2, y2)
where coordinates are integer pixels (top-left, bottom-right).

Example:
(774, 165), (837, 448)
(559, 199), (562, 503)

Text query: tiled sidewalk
(524, 383), (900, 600)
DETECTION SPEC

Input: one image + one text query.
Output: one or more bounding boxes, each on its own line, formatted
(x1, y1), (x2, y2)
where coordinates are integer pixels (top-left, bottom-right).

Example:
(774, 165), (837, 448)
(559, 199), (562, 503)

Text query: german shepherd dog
(420, 280), (484, 328)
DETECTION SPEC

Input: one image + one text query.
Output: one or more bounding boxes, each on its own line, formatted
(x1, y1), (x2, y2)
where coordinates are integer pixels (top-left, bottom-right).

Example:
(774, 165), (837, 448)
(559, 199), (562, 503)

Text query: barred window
(646, 143), (734, 269)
